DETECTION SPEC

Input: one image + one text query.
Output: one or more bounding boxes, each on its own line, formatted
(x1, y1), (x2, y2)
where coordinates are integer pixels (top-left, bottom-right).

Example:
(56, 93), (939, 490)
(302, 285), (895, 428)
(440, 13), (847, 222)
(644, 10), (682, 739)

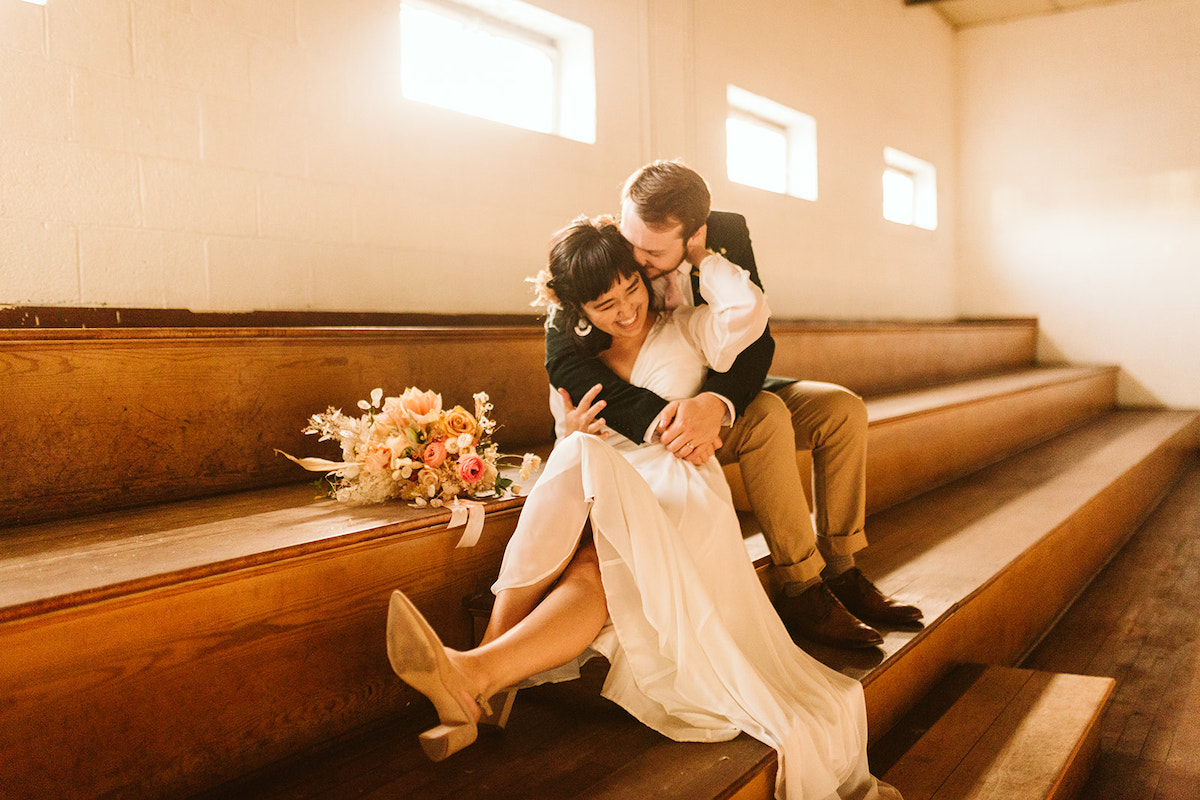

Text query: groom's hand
(658, 394), (724, 465)
(684, 223), (710, 267)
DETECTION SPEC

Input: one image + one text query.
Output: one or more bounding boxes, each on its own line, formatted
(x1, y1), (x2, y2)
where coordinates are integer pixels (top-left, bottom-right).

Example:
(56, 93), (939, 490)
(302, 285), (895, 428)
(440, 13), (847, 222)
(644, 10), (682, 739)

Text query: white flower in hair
(527, 267), (560, 309)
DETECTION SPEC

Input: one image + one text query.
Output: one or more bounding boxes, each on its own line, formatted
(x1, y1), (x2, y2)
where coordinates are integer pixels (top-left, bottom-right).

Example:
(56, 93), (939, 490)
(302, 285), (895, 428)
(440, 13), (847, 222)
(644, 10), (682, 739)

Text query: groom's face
(620, 199), (687, 280)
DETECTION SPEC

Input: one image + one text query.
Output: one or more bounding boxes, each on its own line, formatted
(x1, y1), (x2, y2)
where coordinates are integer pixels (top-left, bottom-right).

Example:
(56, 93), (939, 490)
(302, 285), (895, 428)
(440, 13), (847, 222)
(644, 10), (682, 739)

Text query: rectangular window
(883, 148), (937, 230)
(882, 166), (916, 226)
(726, 113), (788, 195)
(726, 86), (817, 201)
(399, 0), (595, 144)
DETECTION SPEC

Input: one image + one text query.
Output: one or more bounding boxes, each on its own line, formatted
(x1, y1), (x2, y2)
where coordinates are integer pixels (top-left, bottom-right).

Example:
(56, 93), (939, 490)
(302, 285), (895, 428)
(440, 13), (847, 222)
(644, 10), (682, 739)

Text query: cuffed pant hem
(773, 550), (826, 590)
(819, 529), (869, 558)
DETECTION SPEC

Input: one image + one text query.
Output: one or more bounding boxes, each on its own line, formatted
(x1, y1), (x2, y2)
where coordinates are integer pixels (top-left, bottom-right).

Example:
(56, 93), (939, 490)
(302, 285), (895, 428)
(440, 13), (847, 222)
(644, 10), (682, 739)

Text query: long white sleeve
(675, 252), (770, 373)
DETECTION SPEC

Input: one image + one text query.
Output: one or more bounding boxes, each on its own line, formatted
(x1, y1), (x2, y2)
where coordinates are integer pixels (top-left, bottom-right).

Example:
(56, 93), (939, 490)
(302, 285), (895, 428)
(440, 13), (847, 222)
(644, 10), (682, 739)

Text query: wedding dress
(494, 255), (899, 800)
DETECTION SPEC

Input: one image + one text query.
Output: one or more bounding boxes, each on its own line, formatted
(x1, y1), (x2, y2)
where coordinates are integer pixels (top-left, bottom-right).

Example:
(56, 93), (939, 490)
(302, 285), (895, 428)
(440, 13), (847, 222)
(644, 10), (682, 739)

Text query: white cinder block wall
(956, 0), (1200, 407)
(0, 0), (956, 318)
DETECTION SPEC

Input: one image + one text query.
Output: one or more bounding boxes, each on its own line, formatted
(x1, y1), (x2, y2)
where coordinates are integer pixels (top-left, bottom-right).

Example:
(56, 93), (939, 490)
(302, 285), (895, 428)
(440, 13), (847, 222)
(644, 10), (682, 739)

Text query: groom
(546, 160), (921, 649)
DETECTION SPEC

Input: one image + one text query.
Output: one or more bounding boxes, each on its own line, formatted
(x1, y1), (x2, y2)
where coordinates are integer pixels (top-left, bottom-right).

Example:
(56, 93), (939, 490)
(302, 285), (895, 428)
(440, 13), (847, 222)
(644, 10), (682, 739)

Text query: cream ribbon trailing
(275, 449), (487, 546)
(449, 498), (486, 548)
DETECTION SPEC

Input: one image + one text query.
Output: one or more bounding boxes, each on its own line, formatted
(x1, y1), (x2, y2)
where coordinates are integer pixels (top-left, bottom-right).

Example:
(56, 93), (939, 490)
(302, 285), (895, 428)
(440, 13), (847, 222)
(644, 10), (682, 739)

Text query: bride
(386, 216), (900, 800)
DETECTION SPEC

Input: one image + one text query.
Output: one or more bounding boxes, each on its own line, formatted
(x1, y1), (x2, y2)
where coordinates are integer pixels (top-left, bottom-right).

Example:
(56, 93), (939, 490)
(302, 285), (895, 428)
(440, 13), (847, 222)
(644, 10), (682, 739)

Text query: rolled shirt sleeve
(676, 252), (771, 373)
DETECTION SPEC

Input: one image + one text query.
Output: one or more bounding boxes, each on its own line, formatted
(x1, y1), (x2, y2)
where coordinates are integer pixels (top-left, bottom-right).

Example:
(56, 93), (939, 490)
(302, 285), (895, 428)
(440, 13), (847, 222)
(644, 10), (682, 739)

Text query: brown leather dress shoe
(826, 567), (923, 625)
(775, 583), (883, 649)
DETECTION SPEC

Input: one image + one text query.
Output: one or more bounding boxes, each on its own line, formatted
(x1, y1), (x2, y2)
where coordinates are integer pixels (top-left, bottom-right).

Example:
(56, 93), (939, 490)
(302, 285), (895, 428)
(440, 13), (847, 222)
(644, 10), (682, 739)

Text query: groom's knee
(718, 391), (795, 464)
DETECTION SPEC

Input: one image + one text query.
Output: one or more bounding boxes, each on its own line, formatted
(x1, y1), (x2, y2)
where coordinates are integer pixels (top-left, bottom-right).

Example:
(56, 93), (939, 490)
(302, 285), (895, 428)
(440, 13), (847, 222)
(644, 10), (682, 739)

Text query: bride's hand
(559, 385), (608, 438)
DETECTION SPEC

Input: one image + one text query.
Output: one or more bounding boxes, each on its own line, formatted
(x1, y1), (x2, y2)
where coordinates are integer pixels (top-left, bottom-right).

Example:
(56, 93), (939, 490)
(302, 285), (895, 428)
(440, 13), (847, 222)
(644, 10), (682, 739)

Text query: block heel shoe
(386, 590), (493, 761)
(478, 686), (518, 730)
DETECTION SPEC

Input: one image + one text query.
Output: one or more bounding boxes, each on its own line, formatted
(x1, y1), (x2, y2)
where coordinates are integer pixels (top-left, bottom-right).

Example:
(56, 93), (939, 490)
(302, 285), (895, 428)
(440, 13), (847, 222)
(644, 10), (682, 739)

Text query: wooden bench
(2, 321), (559, 799)
(3, 315), (1195, 800)
(3, 317), (1039, 527)
(1, 325), (556, 527)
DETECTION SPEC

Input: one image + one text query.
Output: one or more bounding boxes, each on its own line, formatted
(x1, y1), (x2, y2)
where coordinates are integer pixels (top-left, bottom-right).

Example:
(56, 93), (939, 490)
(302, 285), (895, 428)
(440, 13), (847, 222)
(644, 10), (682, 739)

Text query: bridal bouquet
(279, 387), (541, 506)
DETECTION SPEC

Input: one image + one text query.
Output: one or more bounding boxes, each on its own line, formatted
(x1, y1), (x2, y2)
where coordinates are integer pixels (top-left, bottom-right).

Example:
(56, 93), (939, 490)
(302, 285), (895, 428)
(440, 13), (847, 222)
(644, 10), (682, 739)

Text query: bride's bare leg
(481, 583), (551, 646)
(451, 540), (606, 700)
(482, 520), (597, 646)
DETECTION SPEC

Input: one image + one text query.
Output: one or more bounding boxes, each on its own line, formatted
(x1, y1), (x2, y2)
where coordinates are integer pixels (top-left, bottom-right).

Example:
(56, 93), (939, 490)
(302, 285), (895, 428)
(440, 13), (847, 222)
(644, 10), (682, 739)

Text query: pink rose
(422, 439), (447, 468)
(396, 387), (442, 426)
(458, 454), (485, 484)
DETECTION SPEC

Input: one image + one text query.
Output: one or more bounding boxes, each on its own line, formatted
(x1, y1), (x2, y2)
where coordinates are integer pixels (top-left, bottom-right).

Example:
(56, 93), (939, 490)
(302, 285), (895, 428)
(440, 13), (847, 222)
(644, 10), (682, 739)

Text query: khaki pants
(716, 382), (869, 590)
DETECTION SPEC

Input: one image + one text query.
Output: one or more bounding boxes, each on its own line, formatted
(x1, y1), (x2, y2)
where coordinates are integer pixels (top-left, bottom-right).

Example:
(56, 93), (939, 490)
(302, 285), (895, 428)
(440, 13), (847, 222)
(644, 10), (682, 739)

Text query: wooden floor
(1023, 460), (1200, 800)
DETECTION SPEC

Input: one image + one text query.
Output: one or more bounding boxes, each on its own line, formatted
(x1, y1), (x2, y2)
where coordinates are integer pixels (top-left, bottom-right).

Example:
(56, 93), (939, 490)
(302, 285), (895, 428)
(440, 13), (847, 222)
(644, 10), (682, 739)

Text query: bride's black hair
(545, 215), (649, 358)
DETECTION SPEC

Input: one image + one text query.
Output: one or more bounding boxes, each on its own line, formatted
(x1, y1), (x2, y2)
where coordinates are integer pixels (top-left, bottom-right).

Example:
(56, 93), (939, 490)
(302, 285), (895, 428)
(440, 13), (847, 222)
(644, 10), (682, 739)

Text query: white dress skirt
(494, 257), (900, 800)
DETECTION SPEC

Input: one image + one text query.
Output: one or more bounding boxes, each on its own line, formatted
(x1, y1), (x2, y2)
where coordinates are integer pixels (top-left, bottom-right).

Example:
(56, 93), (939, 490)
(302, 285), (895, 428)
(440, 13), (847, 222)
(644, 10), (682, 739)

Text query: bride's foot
(386, 590), (493, 761)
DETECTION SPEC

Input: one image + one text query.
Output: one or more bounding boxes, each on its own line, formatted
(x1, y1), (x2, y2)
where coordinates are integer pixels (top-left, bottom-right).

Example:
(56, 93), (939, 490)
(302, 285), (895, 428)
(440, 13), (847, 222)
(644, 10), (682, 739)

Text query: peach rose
(422, 439), (447, 469)
(520, 452), (542, 481)
(458, 454), (486, 484)
(442, 405), (477, 438)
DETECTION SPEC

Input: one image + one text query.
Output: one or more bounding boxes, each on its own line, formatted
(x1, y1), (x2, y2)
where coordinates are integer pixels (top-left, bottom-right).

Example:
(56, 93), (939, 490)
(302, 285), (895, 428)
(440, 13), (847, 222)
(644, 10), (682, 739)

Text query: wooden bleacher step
(849, 409), (1197, 741)
(725, 364), (1119, 519)
(188, 660), (777, 800)
(871, 664), (1114, 800)
(3, 318), (1191, 800)
(190, 409), (1195, 800)
(4, 407), (1190, 800)
(191, 666), (1117, 800)
(863, 364), (1117, 512)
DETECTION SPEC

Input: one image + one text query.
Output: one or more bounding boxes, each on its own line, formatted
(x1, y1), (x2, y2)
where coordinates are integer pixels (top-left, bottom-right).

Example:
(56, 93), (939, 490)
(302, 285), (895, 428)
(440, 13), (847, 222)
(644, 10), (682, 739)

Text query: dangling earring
(574, 317), (593, 337)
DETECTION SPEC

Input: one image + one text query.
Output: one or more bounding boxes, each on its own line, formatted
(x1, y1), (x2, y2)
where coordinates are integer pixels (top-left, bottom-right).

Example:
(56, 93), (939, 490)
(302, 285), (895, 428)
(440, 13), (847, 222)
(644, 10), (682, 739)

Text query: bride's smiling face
(581, 272), (650, 342)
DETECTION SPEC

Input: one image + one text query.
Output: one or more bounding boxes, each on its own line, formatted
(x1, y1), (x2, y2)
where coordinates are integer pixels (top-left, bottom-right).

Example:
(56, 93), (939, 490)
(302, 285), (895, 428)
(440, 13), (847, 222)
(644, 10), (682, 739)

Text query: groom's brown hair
(621, 160), (711, 241)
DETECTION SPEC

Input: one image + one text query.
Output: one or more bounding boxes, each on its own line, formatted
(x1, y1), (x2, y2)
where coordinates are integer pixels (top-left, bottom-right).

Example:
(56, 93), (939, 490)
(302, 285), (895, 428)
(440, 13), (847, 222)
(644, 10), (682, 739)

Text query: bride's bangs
(574, 237), (643, 305)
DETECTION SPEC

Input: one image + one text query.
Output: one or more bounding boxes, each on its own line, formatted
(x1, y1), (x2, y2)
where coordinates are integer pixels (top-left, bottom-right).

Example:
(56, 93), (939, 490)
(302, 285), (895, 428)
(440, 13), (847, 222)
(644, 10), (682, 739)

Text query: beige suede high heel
(478, 686), (518, 730)
(386, 590), (493, 761)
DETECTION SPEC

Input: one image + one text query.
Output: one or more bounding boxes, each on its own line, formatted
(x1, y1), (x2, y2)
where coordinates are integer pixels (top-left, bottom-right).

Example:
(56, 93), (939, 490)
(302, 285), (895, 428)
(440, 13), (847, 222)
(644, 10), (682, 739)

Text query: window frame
(725, 110), (790, 195)
(399, 0), (595, 144)
(882, 147), (937, 230)
(725, 85), (818, 202)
